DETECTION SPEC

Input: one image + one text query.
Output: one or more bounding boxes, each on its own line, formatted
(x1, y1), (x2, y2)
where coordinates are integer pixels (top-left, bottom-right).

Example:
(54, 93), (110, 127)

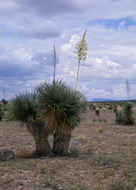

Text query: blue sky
(0, 0), (136, 100)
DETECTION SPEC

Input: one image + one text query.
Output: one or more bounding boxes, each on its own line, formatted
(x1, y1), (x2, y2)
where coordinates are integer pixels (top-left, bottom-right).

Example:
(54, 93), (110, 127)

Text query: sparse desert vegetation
(1, 0), (136, 190)
(0, 101), (136, 190)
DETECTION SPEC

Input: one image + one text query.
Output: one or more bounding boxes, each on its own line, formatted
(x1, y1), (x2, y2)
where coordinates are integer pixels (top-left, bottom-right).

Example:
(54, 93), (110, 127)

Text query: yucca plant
(7, 92), (52, 156)
(123, 102), (134, 125)
(2, 99), (8, 111)
(36, 80), (87, 155)
(115, 102), (134, 125)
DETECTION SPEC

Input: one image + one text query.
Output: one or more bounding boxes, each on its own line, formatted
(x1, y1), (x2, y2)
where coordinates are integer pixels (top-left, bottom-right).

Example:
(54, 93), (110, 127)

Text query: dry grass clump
(16, 149), (32, 158)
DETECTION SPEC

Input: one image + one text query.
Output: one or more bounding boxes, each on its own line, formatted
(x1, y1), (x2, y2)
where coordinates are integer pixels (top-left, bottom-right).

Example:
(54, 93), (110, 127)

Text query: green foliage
(113, 104), (117, 113)
(89, 103), (93, 110)
(93, 105), (96, 110)
(115, 102), (134, 125)
(36, 80), (87, 129)
(99, 105), (102, 109)
(95, 109), (100, 116)
(93, 153), (120, 167)
(69, 148), (81, 158)
(2, 99), (8, 111)
(8, 92), (37, 122)
(8, 80), (86, 129)
(108, 105), (113, 110)
(0, 104), (3, 121)
(115, 111), (123, 124)
(123, 102), (134, 125)
(106, 177), (134, 190)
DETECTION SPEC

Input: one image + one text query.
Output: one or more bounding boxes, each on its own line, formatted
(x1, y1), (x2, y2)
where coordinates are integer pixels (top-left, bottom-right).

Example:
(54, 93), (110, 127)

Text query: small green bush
(93, 105), (96, 110)
(106, 177), (134, 190)
(108, 105), (113, 110)
(113, 105), (117, 113)
(95, 109), (100, 116)
(123, 102), (134, 125)
(92, 118), (97, 122)
(89, 104), (93, 110)
(115, 102), (134, 125)
(115, 111), (123, 124)
(93, 153), (120, 167)
(0, 104), (3, 121)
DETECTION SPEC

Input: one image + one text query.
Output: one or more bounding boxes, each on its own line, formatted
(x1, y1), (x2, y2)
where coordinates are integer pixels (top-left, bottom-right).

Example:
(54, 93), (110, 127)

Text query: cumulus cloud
(0, 0), (136, 100)
(61, 34), (80, 52)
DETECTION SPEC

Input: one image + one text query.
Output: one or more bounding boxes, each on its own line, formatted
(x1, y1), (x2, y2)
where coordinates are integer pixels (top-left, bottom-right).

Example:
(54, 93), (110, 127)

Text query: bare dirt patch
(0, 105), (136, 190)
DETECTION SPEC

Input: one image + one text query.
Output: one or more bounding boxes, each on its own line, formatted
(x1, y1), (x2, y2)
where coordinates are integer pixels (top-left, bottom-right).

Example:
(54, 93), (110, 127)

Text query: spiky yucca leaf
(36, 80), (87, 129)
(8, 92), (37, 122)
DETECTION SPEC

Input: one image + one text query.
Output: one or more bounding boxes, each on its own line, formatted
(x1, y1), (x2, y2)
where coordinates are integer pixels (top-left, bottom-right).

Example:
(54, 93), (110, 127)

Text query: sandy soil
(0, 104), (136, 190)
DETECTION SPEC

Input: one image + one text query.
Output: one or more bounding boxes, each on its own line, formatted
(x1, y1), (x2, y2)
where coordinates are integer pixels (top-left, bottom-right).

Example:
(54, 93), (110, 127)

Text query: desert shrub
(69, 148), (81, 158)
(99, 105), (102, 109)
(115, 102), (134, 125)
(113, 105), (117, 113)
(89, 103), (93, 110)
(93, 105), (96, 110)
(93, 153), (120, 167)
(2, 99), (8, 111)
(115, 111), (123, 124)
(95, 109), (100, 116)
(123, 102), (134, 125)
(106, 177), (134, 190)
(0, 104), (3, 121)
(92, 118), (97, 122)
(108, 105), (113, 110)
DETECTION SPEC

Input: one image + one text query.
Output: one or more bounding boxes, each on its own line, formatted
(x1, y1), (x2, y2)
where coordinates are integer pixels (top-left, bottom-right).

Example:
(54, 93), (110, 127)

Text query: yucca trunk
(53, 126), (71, 156)
(27, 117), (52, 156)
(33, 135), (52, 156)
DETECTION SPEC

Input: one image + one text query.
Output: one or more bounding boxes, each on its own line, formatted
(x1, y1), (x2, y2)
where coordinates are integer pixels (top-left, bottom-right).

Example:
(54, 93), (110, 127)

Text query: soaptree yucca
(36, 80), (87, 155)
(115, 102), (134, 125)
(8, 92), (52, 156)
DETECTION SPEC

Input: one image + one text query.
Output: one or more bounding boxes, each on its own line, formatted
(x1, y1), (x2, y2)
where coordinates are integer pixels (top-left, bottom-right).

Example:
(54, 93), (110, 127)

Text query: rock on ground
(0, 149), (16, 161)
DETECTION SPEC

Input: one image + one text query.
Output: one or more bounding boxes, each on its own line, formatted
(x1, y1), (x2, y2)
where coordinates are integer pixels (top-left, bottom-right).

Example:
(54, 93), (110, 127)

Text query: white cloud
(61, 34), (80, 52)
(13, 48), (32, 62)
(0, 0), (136, 100)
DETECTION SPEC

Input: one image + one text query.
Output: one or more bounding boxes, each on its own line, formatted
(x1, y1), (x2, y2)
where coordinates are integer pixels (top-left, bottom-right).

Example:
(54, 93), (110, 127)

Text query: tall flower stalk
(74, 30), (88, 90)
